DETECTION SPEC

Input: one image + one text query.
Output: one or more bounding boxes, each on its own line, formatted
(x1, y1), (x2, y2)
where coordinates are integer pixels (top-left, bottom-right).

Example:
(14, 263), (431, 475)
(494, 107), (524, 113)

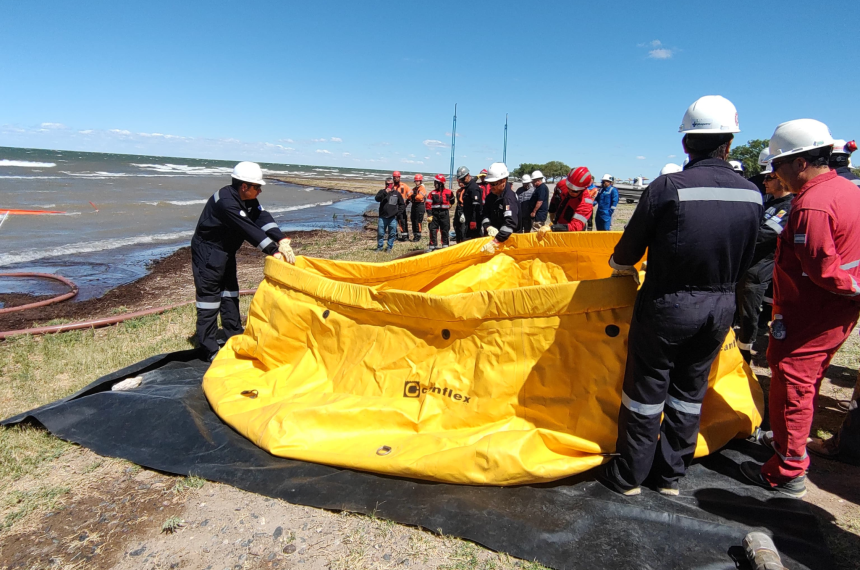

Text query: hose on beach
(0, 272), (256, 340)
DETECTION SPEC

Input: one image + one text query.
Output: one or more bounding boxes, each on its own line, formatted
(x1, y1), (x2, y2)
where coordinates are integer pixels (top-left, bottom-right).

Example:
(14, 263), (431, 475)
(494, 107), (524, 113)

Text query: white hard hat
(601, 173), (613, 182)
(729, 160), (744, 173)
(485, 162), (510, 183)
(232, 161), (266, 186)
(762, 160), (773, 174)
(832, 139), (848, 154)
(531, 170), (545, 180)
(766, 119), (834, 162)
(758, 148), (771, 167)
(679, 95), (740, 134)
(521, 174), (532, 184)
(660, 163), (682, 175)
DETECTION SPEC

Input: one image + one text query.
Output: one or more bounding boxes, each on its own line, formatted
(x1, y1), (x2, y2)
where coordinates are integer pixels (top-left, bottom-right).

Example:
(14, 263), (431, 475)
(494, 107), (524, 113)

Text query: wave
(0, 230), (193, 267)
(138, 199), (208, 206)
(266, 200), (334, 214)
(0, 160), (57, 168)
(0, 175), (63, 180)
(132, 163), (234, 176)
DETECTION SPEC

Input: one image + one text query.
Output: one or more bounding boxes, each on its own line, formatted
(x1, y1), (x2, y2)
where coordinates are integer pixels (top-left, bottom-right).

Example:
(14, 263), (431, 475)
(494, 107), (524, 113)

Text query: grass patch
(161, 515), (184, 534)
(173, 475), (206, 493)
(3, 485), (70, 529)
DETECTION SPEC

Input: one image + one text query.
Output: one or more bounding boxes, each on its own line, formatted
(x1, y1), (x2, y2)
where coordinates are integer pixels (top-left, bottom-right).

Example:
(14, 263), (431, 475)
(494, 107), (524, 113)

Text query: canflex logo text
(403, 381), (471, 404)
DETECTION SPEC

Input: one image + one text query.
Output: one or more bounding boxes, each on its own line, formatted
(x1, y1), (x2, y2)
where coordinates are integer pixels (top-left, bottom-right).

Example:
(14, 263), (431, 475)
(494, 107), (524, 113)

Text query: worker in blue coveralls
(594, 174), (619, 231)
(599, 96), (762, 496)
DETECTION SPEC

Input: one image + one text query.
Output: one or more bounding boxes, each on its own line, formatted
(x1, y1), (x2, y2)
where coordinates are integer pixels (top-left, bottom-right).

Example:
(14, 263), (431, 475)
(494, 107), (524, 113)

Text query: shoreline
(266, 174), (382, 195)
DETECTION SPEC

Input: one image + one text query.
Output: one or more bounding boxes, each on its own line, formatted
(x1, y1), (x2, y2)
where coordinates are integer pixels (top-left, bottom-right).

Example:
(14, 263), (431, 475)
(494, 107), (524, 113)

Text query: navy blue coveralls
(481, 183), (520, 242)
(604, 158), (762, 489)
(835, 165), (860, 186)
(736, 194), (793, 358)
(191, 185), (285, 357)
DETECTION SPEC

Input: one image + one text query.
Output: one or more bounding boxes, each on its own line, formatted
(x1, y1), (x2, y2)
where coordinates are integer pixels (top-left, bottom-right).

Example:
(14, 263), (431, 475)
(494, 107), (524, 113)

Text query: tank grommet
(322, 310), (330, 319)
(442, 329), (451, 340)
(376, 445), (392, 456)
(240, 390), (259, 399)
(605, 325), (620, 338)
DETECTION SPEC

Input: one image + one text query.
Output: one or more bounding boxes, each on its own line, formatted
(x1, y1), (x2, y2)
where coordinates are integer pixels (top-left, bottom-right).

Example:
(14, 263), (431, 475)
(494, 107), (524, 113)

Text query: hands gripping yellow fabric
(273, 238), (295, 264)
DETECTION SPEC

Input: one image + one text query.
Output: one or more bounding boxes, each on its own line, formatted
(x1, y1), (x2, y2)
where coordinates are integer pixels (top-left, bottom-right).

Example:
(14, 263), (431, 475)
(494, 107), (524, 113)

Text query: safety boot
(658, 481), (680, 496)
(739, 461), (807, 498)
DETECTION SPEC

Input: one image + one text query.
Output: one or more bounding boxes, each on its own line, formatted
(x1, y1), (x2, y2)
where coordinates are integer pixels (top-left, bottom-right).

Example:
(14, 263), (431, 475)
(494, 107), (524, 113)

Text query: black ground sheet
(2, 351), (836, 570)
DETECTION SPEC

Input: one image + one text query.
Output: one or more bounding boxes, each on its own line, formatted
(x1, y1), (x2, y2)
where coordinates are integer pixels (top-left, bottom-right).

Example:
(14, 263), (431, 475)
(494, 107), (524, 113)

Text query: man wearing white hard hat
(480, 162), (520, 254)
(191, 162), (294, 361)
(600, 95), (762, 497)
(830, 139), (860, 185)
(516, 174), (535, 232)
(529, 170), (550, 229)
(740, 119), (860, 498)
(594, 174), (619, 231)
(729, 160), (745, 175)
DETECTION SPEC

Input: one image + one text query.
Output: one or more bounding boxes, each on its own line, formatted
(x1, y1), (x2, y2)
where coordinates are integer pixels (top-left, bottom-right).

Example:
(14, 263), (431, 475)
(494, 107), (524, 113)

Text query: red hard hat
(847, 140), (858, 154)
(567, 166), (592, 190)
(392, 171), (401, 177)
(414, 173), (424, 181)
(479, 169), (488, 176)
(434, 174), (446, 184)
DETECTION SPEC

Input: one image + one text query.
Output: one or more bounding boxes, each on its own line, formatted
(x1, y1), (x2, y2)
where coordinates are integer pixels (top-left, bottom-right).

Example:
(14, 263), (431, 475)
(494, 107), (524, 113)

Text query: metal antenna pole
(503, 113), (508, 164)
(449, 104), (457, 189)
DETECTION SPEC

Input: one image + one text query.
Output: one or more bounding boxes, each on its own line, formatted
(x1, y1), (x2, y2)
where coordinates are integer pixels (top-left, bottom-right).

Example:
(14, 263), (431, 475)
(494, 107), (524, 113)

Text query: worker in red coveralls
(740, 119), (860, 498)
(540, 167), (595, 233)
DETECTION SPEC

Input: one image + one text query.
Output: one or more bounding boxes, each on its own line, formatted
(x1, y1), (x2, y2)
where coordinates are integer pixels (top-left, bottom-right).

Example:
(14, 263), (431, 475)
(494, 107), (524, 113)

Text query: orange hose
(0, 209), (67, 215)
(0, 273), (79, 314)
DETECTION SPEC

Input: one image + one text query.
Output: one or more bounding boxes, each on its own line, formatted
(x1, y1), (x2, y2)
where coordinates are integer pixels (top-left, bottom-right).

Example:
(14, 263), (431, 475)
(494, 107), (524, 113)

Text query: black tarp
(1, 351), (836, 570)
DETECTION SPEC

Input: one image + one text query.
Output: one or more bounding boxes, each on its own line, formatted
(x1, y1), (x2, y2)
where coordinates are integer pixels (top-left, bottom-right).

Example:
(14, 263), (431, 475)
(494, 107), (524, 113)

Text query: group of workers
(190, 93), (860, 501)
(373, 165), (621, 251)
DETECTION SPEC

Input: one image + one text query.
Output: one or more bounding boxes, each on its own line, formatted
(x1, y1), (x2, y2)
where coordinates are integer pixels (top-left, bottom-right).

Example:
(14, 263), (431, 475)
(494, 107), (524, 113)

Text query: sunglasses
(764, 175), (777, 183)
(770, 157), (793, 171)
(490, 179), (506, 186)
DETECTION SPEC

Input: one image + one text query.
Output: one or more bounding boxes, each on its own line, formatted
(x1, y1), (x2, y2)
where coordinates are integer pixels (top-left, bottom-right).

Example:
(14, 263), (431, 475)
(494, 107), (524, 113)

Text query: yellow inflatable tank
(203, 232), (763, 485)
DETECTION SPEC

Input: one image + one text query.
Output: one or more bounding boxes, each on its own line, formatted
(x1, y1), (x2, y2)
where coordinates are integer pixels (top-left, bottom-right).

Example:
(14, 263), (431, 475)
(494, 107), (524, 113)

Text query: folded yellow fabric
(203, 232), (763, 485)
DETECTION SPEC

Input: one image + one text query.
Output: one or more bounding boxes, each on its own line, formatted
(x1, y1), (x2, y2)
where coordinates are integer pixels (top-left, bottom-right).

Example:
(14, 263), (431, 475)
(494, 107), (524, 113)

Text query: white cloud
(279, 138), (294, 143)
(138, 132), (189, 140)
(409, 154), (416, 158)
(402, 159), (424, 164)
(264, 142), (294, 151)
(316, 149), (331, 154)
(342, 152), (350, 156)
(40, 122), (66, 129)
(649, 48), (673, 59)
(109, 129), (132, 135)
(424, 156), (430, 160)
(445, 132), (460, 138)
(668, 154), (676, 158)
(330, 137), (343, 143)
(311, 138), (328, 143)
(636, 156), (646, 160)
(423, 139), (448, 148)
(78, 130), (94, 134)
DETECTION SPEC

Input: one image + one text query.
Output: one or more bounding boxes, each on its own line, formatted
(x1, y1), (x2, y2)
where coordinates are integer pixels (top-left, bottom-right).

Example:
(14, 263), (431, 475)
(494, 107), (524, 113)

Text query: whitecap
(0, 230), (194, 267)
(265, 200), (334, 214)
(0, 160), (57, 168)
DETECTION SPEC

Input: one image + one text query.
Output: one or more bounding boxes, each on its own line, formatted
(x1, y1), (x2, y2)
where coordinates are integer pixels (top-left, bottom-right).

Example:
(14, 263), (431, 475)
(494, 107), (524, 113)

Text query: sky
(1, 0), (858, 180)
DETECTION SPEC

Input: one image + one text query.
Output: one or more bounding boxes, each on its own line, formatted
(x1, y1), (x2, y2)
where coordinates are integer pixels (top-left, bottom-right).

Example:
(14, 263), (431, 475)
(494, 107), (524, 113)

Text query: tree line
(512, 161), (571, 181)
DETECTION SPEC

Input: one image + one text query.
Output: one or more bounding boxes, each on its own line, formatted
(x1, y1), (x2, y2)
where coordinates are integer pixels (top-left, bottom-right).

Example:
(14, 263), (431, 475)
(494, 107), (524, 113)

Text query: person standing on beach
(426, 174), (454, 251)
(410, 174), (427, 242)
(392, 171), (411, 242)
(191, 161), (294, 362)
(375, 177), (403, 252)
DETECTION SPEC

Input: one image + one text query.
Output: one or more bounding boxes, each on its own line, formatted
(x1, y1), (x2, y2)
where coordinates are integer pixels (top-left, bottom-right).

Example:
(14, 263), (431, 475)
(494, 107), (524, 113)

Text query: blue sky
(1, 0), (857, 180)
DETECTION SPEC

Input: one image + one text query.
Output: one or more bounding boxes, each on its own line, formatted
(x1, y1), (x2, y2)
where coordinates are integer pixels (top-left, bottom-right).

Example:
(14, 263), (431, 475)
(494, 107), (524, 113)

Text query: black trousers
(453, 207), (466, 243)
(397, 206), (409, 239)
(736, 276), (769, 350)
(411, 203), (425, 237)
(606, 291), (735, 488)
(428, 209), (450, 248)
(191, 237), (242, 356)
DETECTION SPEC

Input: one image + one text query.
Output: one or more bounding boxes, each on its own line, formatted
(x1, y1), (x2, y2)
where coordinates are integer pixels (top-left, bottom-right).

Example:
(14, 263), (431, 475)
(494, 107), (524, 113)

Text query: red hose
(0, 288), (257, 340)
(0, 273), (79, 314)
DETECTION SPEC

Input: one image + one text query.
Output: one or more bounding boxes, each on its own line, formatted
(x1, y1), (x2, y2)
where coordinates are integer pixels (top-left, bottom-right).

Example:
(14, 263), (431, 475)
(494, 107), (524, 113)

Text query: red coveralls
(549, 179), (594, 231)
(764, 170), (860, 482)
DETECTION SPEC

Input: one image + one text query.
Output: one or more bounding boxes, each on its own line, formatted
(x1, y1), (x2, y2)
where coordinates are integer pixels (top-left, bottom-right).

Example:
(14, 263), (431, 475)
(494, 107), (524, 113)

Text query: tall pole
(449, 104), (457, 190)
(503, 113), (508, 165)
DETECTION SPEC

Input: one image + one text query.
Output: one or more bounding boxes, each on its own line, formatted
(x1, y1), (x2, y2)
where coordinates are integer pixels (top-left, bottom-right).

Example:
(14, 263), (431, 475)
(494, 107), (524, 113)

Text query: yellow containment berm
(203, 232), (764, 486)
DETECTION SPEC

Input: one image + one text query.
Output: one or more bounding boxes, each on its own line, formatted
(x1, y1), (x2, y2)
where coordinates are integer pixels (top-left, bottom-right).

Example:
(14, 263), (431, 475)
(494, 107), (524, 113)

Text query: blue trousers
(377, 216), (397, 249)
(596, 216), (612, 231)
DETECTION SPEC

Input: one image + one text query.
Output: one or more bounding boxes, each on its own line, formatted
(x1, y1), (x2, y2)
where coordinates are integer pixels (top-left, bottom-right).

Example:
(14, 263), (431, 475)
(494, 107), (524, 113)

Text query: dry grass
(268, 176), (381, 195)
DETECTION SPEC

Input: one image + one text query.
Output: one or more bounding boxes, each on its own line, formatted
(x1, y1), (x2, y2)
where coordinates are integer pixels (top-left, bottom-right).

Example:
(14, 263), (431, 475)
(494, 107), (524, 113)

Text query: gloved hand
(459, 213), (465, 223)
(608, 255), (640, 285)
(273, 238), (296, 264)
(486, 227), (499, 238)
(537, 224), (552, 240)
(469, 222), (477, 230)
(480, 239), (501, 255)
